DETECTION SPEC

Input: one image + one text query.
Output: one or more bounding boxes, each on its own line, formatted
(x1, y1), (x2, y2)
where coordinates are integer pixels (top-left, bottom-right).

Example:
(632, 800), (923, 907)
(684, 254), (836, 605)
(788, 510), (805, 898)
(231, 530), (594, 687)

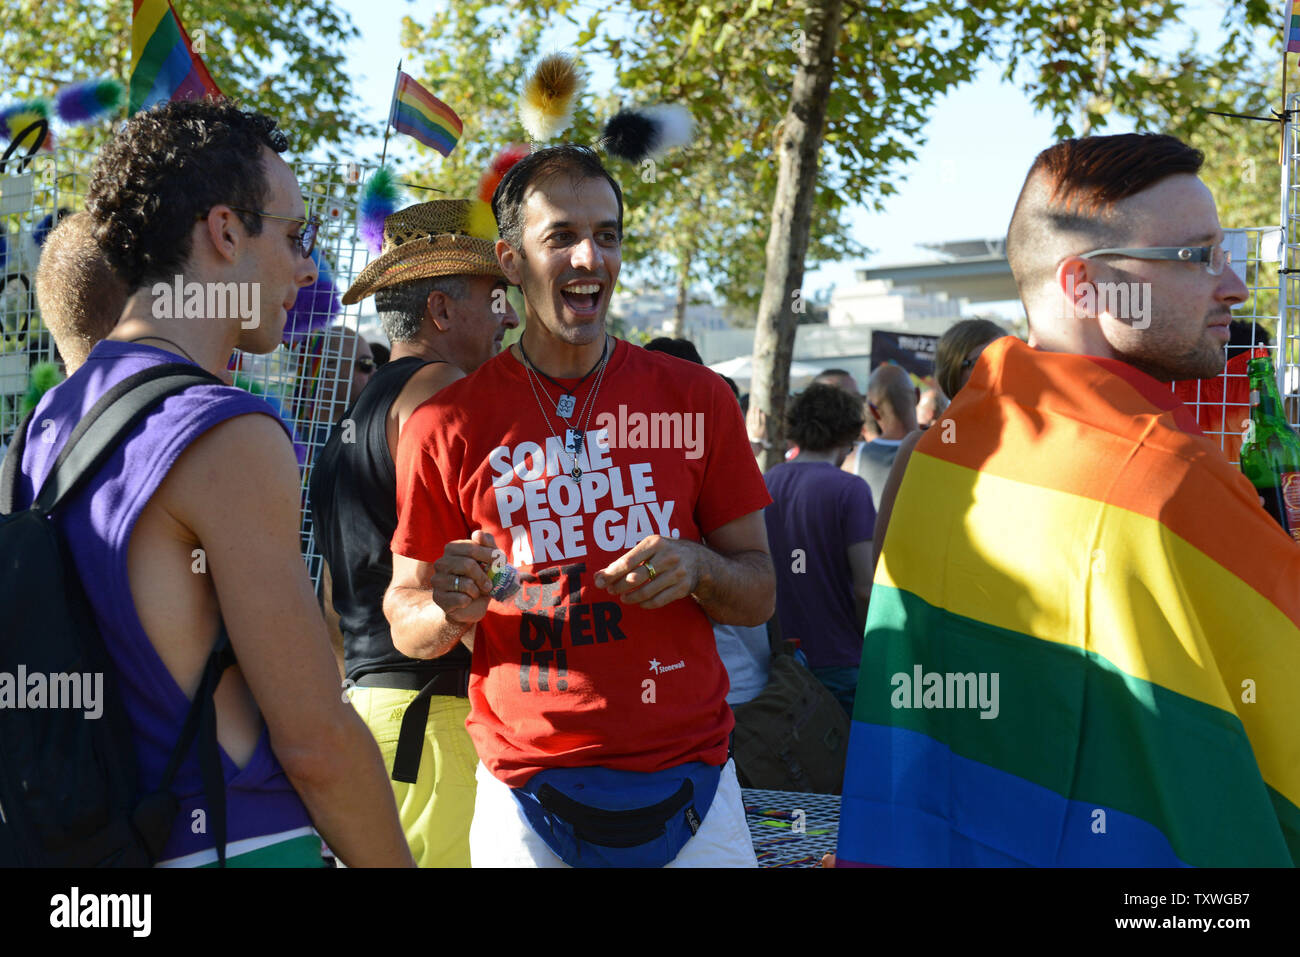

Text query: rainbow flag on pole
(389, 71), (462, 157)
(1288, 1), (1300, 53)
(129, 0), (221, 114)
(837, 337), (1300, 867)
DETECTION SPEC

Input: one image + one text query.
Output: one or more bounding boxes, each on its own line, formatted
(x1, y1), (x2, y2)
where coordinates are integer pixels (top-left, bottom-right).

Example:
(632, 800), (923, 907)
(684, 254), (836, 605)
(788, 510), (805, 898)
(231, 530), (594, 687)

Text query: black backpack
(0, 364), (234, 867)
(731, 624), (850, 795)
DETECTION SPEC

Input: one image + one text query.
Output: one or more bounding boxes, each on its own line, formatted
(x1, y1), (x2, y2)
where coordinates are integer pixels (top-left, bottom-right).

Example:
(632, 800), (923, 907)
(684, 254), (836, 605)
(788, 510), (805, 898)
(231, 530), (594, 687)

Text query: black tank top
(309, 356), (471, 682)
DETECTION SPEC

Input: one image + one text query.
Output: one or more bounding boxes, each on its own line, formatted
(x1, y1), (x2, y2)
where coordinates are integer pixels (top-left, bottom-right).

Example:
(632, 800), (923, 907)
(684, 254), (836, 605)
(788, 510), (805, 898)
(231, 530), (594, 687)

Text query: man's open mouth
(561, 280), (602, 313)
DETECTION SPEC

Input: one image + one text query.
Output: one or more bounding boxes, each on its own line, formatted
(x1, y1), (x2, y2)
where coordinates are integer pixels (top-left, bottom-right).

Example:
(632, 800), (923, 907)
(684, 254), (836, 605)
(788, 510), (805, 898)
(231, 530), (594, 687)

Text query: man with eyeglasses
(837, 132), (1300, 867)
(9, 99), (412, 867)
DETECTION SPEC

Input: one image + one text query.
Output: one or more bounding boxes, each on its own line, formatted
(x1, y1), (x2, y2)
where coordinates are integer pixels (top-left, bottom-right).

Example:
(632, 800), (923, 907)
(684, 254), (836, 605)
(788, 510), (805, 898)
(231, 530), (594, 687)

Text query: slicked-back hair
(491, 145), (624, 251)
(787, 383), (865, 452)
(86, 99), (289, 291)
(1005, 133), (1204, 304)
(375, 275), (469, 343)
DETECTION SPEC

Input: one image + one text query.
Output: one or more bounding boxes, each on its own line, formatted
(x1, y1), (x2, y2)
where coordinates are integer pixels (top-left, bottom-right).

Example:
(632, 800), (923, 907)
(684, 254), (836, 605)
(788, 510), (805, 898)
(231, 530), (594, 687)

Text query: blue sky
(332, 0), (1244, 316)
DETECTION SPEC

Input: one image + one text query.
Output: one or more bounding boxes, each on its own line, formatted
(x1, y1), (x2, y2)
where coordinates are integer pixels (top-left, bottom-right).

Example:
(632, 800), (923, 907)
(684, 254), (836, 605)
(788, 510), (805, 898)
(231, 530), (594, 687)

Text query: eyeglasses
(1078, 244), (1231, 276)
(196, 206), (321, 258)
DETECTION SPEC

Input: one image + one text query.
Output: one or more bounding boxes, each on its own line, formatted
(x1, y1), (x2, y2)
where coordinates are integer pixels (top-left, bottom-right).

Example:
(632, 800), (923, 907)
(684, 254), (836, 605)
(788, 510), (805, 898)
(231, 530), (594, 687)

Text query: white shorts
(469, 758), (758, 868)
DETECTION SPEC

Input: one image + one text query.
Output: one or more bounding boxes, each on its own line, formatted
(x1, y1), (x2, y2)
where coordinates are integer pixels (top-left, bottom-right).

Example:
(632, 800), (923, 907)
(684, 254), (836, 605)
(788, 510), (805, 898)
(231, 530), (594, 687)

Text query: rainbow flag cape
(129, 0), (221, 114)
(837, 337), (1300, 867)
(389, 71), (462, 157)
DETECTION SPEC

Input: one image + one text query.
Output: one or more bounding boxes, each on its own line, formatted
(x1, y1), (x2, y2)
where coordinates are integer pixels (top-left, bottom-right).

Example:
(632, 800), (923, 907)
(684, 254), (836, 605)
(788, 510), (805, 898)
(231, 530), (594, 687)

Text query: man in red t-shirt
(386, 145), (775, 867)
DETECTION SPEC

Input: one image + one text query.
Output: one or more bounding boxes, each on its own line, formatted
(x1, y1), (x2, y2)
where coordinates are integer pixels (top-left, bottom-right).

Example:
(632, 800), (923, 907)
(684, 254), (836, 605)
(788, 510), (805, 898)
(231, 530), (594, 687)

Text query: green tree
(0, 0), (370, 158)
(396, 0), (1282, 464)
(394, 0), (863, 339)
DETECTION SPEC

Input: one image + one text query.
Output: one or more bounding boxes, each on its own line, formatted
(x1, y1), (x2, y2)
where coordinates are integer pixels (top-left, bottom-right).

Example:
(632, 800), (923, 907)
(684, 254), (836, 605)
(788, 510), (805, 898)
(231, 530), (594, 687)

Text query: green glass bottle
(1239, 355), (1300, 542)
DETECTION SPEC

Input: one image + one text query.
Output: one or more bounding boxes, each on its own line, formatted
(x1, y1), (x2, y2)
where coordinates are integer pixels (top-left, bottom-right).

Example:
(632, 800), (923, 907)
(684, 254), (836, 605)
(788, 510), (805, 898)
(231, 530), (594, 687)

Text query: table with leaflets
(741, 788), (840, 868)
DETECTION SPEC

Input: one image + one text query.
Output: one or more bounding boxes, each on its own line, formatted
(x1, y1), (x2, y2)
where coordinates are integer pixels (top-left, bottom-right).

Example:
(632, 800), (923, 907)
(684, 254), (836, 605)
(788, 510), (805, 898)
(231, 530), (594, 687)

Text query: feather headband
(519, 53), (583, 141)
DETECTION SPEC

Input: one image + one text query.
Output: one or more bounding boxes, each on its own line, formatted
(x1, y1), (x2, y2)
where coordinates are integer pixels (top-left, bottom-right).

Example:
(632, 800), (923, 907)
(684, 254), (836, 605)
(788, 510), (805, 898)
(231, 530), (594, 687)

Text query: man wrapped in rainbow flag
(837, 133), (1300, 867)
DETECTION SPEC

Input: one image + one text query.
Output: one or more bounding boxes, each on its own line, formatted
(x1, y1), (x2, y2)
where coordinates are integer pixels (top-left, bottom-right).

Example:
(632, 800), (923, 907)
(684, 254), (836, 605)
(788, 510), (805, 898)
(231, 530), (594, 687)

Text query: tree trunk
(671, 246), (691, 340)
(746, 0), (844, 472)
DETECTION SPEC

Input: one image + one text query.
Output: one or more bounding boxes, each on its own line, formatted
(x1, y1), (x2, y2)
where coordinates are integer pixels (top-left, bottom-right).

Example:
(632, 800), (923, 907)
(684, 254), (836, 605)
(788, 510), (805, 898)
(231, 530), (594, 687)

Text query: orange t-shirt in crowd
(392, 339), (772, 787)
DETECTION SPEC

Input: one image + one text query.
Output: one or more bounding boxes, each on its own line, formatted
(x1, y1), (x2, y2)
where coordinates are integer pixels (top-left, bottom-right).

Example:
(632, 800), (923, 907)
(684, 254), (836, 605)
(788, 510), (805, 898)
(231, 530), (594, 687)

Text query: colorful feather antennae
(477, 143), (531, 203)
(0, 98), (50, 143)
(54, 78), (125, 125)
(282, 247), (340, 346)
(519, 53), (583, 141)
(600, 104), (694, 165)
(358, 166), (401, 255)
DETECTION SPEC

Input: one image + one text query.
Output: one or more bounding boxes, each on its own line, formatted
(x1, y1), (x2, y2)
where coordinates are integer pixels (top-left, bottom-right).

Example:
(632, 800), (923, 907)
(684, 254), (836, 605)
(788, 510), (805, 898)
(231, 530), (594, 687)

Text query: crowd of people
(5, 95), (1297, 869)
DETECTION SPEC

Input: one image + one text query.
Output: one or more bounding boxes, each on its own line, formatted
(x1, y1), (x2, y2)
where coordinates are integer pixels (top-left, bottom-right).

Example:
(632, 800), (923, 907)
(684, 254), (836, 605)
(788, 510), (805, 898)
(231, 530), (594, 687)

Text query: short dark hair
(1006, 133), (1204, 302)
(491, 145), (624, 250)
(787, 383), (865, 452)
(644, 337), (703, 365)
(86, 99), (290, 291)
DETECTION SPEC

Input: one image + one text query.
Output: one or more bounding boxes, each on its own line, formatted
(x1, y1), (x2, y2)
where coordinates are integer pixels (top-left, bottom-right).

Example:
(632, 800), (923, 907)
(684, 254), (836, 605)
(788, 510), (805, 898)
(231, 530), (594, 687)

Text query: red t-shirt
(392, 339), (772, 786)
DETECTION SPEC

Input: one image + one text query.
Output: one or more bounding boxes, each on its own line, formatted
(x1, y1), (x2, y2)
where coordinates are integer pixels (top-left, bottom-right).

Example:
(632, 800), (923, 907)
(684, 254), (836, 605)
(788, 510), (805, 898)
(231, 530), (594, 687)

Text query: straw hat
(341, 200), (503, 305)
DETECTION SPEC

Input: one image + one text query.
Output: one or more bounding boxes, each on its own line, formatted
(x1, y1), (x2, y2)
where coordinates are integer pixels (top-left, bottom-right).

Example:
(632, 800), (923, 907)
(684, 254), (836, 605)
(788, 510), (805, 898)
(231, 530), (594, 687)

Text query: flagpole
(1284, 8), (1292, 166)
(379, 58), (397, 166)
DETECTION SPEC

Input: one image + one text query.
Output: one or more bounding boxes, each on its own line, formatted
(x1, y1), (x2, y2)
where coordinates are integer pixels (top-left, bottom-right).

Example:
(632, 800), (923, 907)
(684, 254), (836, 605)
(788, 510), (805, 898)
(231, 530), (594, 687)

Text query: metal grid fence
(1166, 226), (1281, 466)
(0, 146), (382, 590)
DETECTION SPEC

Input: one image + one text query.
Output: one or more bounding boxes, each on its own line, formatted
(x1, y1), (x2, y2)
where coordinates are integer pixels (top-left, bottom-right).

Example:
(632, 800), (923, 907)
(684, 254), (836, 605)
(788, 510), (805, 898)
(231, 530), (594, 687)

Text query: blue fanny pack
(509, 762), (723, 868)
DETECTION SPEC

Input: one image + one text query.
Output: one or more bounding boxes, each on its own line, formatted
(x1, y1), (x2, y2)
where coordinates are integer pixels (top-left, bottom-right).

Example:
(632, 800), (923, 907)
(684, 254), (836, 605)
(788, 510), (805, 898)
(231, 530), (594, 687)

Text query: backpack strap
(33, 363), (223, 515)
(0, 406), (36, 515)
(10, 361), (233, 865)
(156, 626), (235, 868)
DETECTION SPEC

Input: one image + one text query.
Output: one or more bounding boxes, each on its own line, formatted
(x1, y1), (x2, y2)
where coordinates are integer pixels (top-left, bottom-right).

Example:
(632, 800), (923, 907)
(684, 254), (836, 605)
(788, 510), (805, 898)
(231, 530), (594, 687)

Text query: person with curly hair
(763, 383), (875, 714)
(14, 99), (412, 867)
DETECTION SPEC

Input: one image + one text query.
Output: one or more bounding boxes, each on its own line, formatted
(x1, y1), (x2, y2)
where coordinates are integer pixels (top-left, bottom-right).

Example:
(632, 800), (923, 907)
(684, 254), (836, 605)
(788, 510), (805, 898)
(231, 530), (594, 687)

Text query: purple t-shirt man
(763, 462), (875, 668)
(17, 341), (315, 865)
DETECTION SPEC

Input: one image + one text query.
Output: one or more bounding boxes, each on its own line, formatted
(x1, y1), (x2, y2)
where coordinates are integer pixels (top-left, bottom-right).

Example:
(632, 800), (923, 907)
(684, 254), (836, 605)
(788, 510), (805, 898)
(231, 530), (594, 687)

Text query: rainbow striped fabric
(1288, 1), (1300, 54)
(389, 72), (462, 157)
(837, 336), (1300, 867)
(129, 0), (221, 114)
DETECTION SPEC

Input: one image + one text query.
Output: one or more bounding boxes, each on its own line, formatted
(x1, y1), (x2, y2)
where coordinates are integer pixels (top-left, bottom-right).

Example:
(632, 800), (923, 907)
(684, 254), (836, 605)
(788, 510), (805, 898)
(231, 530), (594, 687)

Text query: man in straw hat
(386, 145), (776, 868)
(309, 199), (518, 867)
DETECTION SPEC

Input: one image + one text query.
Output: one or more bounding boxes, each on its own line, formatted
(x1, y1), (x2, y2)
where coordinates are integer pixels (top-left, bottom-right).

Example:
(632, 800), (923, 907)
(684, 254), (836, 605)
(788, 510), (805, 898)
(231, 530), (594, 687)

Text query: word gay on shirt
(489, 429), (679, 567)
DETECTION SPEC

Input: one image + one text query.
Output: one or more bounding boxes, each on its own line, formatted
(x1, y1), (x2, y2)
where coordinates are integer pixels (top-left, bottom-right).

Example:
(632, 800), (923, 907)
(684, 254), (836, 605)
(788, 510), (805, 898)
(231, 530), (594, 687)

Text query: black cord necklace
(517, 336), (608, 417)
(127, 336), (199, 365)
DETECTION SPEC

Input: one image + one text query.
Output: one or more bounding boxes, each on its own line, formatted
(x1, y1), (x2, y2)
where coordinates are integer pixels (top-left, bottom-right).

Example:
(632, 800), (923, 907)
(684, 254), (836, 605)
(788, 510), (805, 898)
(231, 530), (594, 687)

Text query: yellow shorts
(349, 686), (477, 867)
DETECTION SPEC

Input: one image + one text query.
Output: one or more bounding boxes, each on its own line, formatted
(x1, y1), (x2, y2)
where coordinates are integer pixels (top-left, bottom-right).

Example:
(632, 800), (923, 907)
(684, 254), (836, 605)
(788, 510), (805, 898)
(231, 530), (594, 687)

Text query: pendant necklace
(126, 335), (198, 364)
(518, 335), (605, 418)
(520, 337), (609, 481)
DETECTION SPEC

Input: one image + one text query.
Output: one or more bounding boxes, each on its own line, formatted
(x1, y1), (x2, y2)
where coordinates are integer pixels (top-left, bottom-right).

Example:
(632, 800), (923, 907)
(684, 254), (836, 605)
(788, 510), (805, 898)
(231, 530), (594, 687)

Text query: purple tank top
(17, 341), (314, 863)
